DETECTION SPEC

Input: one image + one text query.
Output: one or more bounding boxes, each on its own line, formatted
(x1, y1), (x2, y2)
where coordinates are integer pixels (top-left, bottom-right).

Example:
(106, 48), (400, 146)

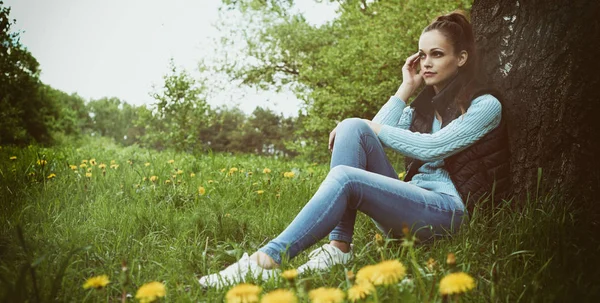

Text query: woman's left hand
(363, 119), (382, 135)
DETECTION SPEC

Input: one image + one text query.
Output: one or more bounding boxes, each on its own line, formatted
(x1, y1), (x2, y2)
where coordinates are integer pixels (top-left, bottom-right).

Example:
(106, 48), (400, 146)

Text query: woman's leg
(258, 165), (465, 265)
(328, 118), (399, 247)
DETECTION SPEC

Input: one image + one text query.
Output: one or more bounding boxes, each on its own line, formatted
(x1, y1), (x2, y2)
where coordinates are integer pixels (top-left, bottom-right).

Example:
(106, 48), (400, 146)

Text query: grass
(0, 137), (598, 302)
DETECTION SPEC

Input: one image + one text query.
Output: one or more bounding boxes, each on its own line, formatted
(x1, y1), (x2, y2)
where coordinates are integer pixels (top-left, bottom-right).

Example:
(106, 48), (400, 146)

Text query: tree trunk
(471, 0), (600, 203)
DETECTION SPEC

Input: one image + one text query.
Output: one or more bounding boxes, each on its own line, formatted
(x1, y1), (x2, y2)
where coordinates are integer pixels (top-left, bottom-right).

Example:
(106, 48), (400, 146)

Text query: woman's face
(418, 30), (468, 93)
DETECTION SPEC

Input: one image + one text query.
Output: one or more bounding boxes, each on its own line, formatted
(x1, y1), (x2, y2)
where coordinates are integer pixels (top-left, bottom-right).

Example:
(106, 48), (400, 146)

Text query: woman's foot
(198, 252), (279, 289)
(297, 243), (353, 274)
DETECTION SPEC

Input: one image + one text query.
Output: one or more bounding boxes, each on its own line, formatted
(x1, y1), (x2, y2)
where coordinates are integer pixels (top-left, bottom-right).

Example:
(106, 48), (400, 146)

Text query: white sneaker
(297, 244), (353, 274)
(198, 253), (278, 289)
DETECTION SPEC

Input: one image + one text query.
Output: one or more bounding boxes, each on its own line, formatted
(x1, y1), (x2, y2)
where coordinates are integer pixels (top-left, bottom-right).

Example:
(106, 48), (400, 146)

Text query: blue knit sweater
(373, 94), (502, 201)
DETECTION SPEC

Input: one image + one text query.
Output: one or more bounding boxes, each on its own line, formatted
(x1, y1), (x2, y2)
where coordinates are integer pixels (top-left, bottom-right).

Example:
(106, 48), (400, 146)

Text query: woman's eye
(419, 53), (426, 59)
(432, 52), (443, 57)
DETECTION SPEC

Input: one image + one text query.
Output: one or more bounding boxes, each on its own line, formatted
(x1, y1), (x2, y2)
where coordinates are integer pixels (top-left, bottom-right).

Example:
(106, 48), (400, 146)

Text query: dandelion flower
(150, 176), (158, 182)
(208, 180), (214, 184)
(37, 159), (47, 166)
(446, 253), (456, 266)
(308, 287), (344, 303)
(247, 171), (253, 176)
(144, 162), (150, 167)
(398, 172), (405, 179)
(225, 283), (260, 303)
(89, 159), (97, 166)
(165, 180), (171, 184)
(347, 282), (374, 302)
(80, 163), (87, 169)
(261, 289), (297, 303)
(199, 186), (206, 195)
(82, 274), (110, 289)
(229, 167), (239, 174)
(439, 272), (475, 295)
(356, 260), (406, 286)
(283, 172), (295, 178)
(110, 164), (119, 169)
(176, 169), (183, 175)
(81, 159), (88, 164)
(374, 233), (384, 246)
(86, 172), (92, 178)
(281, 269), (297, 281)
(87, 167), (92, 172)
(220, 168), (226, 173)
(256, 190), (264, 195)
(110, 160), (116, 164)
(98, 163), (106, 169)
(263, 168), (271, 174)
(427, 258), (437, 272)
(168, 159), (175, 164)
(190, 173), (195, 177)
(9, 156), (17, 160)
(47, 173), (57, 179)
(135, 281), (166, 303)
(70, 165), (77, 170)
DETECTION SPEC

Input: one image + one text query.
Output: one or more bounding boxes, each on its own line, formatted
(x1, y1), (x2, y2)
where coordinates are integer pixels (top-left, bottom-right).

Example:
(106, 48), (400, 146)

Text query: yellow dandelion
(37, 159), (47, 166)
(81, 159), (88, 164)
(283, 172), (295, 178)
(225, 283), (261, 303)
(281, 269), (298, 281)
(439, 272), (475, 295)
(220, 168), (226, 173)
(247, 171), (253, 176)
(82, 274), (110, 289)
(135, 281), (166, 303)
(127, 160), (133, 165)
(150, 175), (158, 182)
(89, 159), (97, 166)
(446, 253), (456, 266)
(190, 173), (196, 177)
(347, 282), (375, 302)
(86, 172), (92, 178)
(98, 163), (106, 169)
(208, 179), (214, 184)
(9, 156), (17, 160)
(398, 171), (405, 179)
(47, 173), (57, 180)
(256, 190), (264, 195)
(199, 186), (206, 195)
(70, 165), (77, 170)
(261, 289), (297, 303)
(308, 287), (345, 303)
(427, 258), (437, 272)
(144, 162), (150, 167)
(252, 182), (259, 186)
(225, 213), (231, 217)
(275, 194), (280, 198)
(374, 233), (384, 246)
(356, 260), (406, 286)
(110, 160), (116, 164)
(263, 168), (271, 174)
(110, 164), (119, 169)
(87, 167), (92, 172)
(346, 270), (355, 281)
(176, 169), (183, 175)
(165, 180), (171, 184)
(168, 159), (174, 164)
(229, 167), (239, 174)
(80, 163), (87, 169)
(28, 172), (35, 176)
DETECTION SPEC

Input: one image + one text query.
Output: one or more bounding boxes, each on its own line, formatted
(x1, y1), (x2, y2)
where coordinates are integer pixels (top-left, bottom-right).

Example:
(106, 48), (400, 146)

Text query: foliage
(0, 1), (54, 145)
(0, 139), (597, 301)
(218, 0), (473, 160)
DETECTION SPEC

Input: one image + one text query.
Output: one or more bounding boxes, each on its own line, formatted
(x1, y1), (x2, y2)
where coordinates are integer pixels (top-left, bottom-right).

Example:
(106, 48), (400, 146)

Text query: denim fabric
(259, 118), (465, 264)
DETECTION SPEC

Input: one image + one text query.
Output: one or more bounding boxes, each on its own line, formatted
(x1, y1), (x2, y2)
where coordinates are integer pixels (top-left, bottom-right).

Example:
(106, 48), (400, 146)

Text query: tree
(471, 0), (600, 202)
(0, 2), (55, 144)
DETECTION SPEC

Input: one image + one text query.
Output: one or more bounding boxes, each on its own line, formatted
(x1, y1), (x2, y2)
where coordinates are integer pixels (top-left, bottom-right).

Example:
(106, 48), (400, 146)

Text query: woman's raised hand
(395, 52), (423, 102)
(328, 127), (337, 152)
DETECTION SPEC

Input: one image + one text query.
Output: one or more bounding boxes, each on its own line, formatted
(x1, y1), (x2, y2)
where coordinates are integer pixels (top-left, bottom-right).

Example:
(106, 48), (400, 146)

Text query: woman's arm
(373, 94), (502, 161)
(372, 96), (413, 129)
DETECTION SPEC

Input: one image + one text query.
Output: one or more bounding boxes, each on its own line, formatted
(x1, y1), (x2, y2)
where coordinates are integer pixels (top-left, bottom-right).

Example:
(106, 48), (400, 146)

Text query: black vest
(404, 75), (511, 213)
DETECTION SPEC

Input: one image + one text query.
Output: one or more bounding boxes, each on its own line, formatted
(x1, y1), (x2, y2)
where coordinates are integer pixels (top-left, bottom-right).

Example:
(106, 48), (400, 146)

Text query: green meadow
(0, 137), (597, 302)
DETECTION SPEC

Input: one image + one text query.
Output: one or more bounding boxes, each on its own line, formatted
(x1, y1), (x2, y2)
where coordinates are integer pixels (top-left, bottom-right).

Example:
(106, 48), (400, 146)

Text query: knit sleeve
(377, 94), (502, 161)
(372, 96), (413, 129)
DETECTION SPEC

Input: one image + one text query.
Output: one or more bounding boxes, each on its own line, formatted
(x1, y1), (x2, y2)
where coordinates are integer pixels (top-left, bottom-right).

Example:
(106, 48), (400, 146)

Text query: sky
(5, 0), (338, 117)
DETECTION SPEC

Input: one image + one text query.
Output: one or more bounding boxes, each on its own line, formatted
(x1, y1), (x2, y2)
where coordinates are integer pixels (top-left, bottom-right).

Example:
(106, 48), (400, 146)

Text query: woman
(199, 10), (510, 288)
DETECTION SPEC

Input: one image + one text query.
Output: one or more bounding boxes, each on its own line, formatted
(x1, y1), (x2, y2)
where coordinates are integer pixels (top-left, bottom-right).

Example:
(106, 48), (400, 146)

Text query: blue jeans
(259, 118), (465, 264)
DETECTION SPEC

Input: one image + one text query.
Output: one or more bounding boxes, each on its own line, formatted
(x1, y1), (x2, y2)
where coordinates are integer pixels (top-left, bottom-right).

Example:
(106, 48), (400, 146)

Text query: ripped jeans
(259, 118), (465, 264)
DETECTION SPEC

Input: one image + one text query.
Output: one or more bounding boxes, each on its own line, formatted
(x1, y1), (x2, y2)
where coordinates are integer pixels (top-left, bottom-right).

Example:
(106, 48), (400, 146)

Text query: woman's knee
(336, 118), (371, 136)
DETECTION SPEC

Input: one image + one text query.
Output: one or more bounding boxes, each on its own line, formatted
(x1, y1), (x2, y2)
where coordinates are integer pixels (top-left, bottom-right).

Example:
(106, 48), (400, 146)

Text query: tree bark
(471, 0), (600, 203)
